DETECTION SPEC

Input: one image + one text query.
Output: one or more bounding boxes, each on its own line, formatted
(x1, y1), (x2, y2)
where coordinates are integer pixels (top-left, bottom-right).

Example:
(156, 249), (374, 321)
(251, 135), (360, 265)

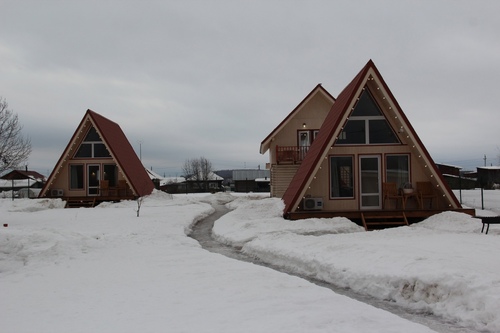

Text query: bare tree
(182, 158), (200, 180)
(199, 157), (213, 182)
(136, 196), (144, 217)
(0, 98), (32, 175)
(182, 156), (213, 191)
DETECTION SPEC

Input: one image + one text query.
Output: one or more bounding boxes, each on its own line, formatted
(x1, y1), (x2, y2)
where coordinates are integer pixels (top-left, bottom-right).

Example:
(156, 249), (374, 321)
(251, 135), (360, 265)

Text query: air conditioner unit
(51, 189), (64, 197)
(303, 197), (323, 210)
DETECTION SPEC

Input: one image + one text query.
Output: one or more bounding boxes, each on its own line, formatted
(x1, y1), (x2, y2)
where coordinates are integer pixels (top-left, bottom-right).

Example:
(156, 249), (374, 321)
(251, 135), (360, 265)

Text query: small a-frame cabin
(39, 110), (154, 207)
(261, 60), (474, 229)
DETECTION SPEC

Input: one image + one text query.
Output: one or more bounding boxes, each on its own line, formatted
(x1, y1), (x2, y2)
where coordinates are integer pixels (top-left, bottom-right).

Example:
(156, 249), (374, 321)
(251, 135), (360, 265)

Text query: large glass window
(330, 156), (354, 198)
(74, 126), (111, 158)
(370, 120), (398, 143)
(386, 155), (409, 188)
(94, 143), (110, 157)
(75, 143), (92, 158)
(337, 88), (399, 145)
(103, 164), (118, 187)
(338, 120), (365, 144)
(69, 164), (84, 189)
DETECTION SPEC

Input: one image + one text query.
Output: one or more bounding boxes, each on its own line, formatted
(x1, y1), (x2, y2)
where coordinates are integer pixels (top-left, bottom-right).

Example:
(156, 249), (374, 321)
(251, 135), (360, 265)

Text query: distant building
(0, 169), (46, 198)
(477, 166), (500, 189)
(233, 169), (270, 193)
(435, 163), (475, 190)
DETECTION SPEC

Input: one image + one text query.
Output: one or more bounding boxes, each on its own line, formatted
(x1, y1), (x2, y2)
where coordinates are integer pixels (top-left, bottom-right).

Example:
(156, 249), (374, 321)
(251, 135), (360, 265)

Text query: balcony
(276, 146), (310, 164)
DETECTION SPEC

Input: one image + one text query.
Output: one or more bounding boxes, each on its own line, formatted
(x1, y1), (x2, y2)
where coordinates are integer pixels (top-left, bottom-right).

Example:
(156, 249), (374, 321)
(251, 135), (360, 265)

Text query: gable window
(330, 156), (354, 198)
(386, 154), (410, 188)
(74, 126), (111, 158)
(337, 88), (399, 145)
(69, 164), (84, 189)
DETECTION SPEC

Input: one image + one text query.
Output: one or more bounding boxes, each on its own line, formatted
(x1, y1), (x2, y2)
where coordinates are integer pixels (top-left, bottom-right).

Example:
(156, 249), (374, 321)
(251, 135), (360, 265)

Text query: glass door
(87, 164), (100, 196)
(298, 131), (310, 160)
(359, 156), (381, 209)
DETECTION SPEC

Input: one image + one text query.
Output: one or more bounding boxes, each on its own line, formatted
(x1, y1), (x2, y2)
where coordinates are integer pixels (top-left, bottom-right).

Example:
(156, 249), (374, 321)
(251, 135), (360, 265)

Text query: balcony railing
(276, 145), (310, 164)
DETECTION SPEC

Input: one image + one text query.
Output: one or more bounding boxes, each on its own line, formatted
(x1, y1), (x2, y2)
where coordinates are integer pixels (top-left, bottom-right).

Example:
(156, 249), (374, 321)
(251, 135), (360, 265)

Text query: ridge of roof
(260, 84), (336, 154)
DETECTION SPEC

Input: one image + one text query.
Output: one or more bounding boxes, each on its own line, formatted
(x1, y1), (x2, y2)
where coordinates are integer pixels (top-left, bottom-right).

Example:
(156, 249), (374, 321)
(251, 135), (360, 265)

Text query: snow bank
(0, 197), (66, 212)
(213, 197), (363, 247)
(412, 211), (482, 233)
(214, 196), (500, 332)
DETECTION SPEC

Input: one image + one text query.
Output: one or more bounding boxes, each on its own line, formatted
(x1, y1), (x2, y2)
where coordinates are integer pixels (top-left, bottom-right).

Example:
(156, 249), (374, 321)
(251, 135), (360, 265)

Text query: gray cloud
(1, 0), (499, 177)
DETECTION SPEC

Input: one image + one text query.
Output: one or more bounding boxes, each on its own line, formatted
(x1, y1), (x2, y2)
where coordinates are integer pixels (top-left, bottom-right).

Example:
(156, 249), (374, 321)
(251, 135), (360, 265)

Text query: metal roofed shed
(232, 169), (270, 193)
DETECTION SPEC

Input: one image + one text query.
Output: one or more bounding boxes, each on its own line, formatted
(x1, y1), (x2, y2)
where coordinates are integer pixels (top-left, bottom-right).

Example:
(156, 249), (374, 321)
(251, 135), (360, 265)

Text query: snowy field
(1, 189), (499, 332)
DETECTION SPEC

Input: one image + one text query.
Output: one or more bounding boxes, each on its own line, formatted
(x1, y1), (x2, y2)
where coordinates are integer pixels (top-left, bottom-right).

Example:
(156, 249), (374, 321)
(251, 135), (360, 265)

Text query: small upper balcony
(276, 145), (310, 164)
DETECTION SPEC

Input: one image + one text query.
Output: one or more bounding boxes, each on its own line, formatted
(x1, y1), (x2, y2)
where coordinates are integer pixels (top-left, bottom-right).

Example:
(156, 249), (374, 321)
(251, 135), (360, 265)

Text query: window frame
(336, 87), (400, 145)
(385, 154), (411, 188)
(330, 155), (355, 199)
(69, 164), (84, 190)
(73, 127), (112, 159)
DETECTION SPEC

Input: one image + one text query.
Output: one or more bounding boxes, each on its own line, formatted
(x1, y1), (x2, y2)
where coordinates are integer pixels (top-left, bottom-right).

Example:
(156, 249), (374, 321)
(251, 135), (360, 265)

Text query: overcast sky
(1, 0), (499, 177)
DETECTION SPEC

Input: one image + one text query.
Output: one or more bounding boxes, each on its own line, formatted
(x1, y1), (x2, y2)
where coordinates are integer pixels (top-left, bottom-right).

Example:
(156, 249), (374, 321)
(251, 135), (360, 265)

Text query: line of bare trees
(182, 156), (213, 191)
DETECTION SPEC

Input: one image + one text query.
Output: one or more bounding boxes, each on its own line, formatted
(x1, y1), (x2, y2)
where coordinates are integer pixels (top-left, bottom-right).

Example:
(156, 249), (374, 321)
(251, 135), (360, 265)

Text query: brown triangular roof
(40, 110), (154, 198)
(282, 60), (460, 216)
(260, 84), (336, 154)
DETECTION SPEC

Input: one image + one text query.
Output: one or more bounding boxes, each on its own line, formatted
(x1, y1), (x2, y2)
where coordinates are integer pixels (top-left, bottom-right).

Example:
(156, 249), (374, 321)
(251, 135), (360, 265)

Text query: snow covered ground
(213, 189), (500, 332)
(1, 189), (499, 332)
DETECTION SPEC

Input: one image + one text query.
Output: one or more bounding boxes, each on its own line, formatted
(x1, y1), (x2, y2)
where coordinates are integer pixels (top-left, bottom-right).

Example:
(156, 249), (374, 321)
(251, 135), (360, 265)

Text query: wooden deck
(62, 195), (136, 208)
(287, 208), (476, 230)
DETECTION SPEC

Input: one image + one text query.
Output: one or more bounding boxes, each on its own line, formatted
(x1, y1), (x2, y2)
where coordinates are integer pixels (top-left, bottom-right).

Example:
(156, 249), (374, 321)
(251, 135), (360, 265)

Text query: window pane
(88, 165), (100, 187)
(85, 127), (101, 141)
(370, 120), (399, 144)
(75, 143), (92, 158)
(386, 155), (409, 187)
(351, 89), (382, 117)
(331, 156), (353, 198)
(103, 164), (117, 187)
(361, 158), (379, 193)
(362, 195), (379, 207)
(94, 143), (111, 158)
(337, 120), (365, 144)
(70, 165), (84, 189)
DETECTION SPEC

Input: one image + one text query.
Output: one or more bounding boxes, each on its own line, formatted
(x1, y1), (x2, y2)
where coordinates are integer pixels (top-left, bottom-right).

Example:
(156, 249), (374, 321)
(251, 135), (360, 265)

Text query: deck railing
(276, 145), (310, 164)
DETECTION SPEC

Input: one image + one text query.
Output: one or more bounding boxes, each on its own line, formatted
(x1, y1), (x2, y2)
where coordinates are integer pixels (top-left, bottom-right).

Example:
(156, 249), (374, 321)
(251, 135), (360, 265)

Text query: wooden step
(361, 212), (409, 231)
(65, 198), (97, 208)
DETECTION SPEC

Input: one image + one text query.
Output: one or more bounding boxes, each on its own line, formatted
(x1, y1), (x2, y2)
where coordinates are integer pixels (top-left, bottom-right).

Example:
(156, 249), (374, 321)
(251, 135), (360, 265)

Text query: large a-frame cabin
(261, 60), (474, 229)
(39, 110), (154, 207)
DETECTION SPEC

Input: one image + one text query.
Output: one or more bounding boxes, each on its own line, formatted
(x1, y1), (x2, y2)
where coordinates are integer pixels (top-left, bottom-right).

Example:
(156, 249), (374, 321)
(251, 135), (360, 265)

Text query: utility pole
(139, 140), (143, 161)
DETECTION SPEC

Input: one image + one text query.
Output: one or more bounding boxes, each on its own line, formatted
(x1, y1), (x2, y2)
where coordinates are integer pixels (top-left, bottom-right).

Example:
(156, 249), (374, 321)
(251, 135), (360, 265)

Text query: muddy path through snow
(188, 203), (477, 333)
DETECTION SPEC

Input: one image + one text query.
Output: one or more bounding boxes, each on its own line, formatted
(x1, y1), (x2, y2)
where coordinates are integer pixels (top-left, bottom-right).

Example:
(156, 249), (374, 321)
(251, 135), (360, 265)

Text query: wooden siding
(271, 164), (300, 198)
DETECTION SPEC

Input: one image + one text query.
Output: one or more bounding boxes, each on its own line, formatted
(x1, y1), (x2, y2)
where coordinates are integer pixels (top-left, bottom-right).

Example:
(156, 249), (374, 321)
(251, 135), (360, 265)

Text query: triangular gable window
(74, 126), (112, 158)
(336, 87), (399, 145)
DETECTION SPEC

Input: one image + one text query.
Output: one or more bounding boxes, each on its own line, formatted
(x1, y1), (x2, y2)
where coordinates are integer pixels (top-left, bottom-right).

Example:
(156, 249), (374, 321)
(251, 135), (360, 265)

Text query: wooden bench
(480, 216), (500, 234)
